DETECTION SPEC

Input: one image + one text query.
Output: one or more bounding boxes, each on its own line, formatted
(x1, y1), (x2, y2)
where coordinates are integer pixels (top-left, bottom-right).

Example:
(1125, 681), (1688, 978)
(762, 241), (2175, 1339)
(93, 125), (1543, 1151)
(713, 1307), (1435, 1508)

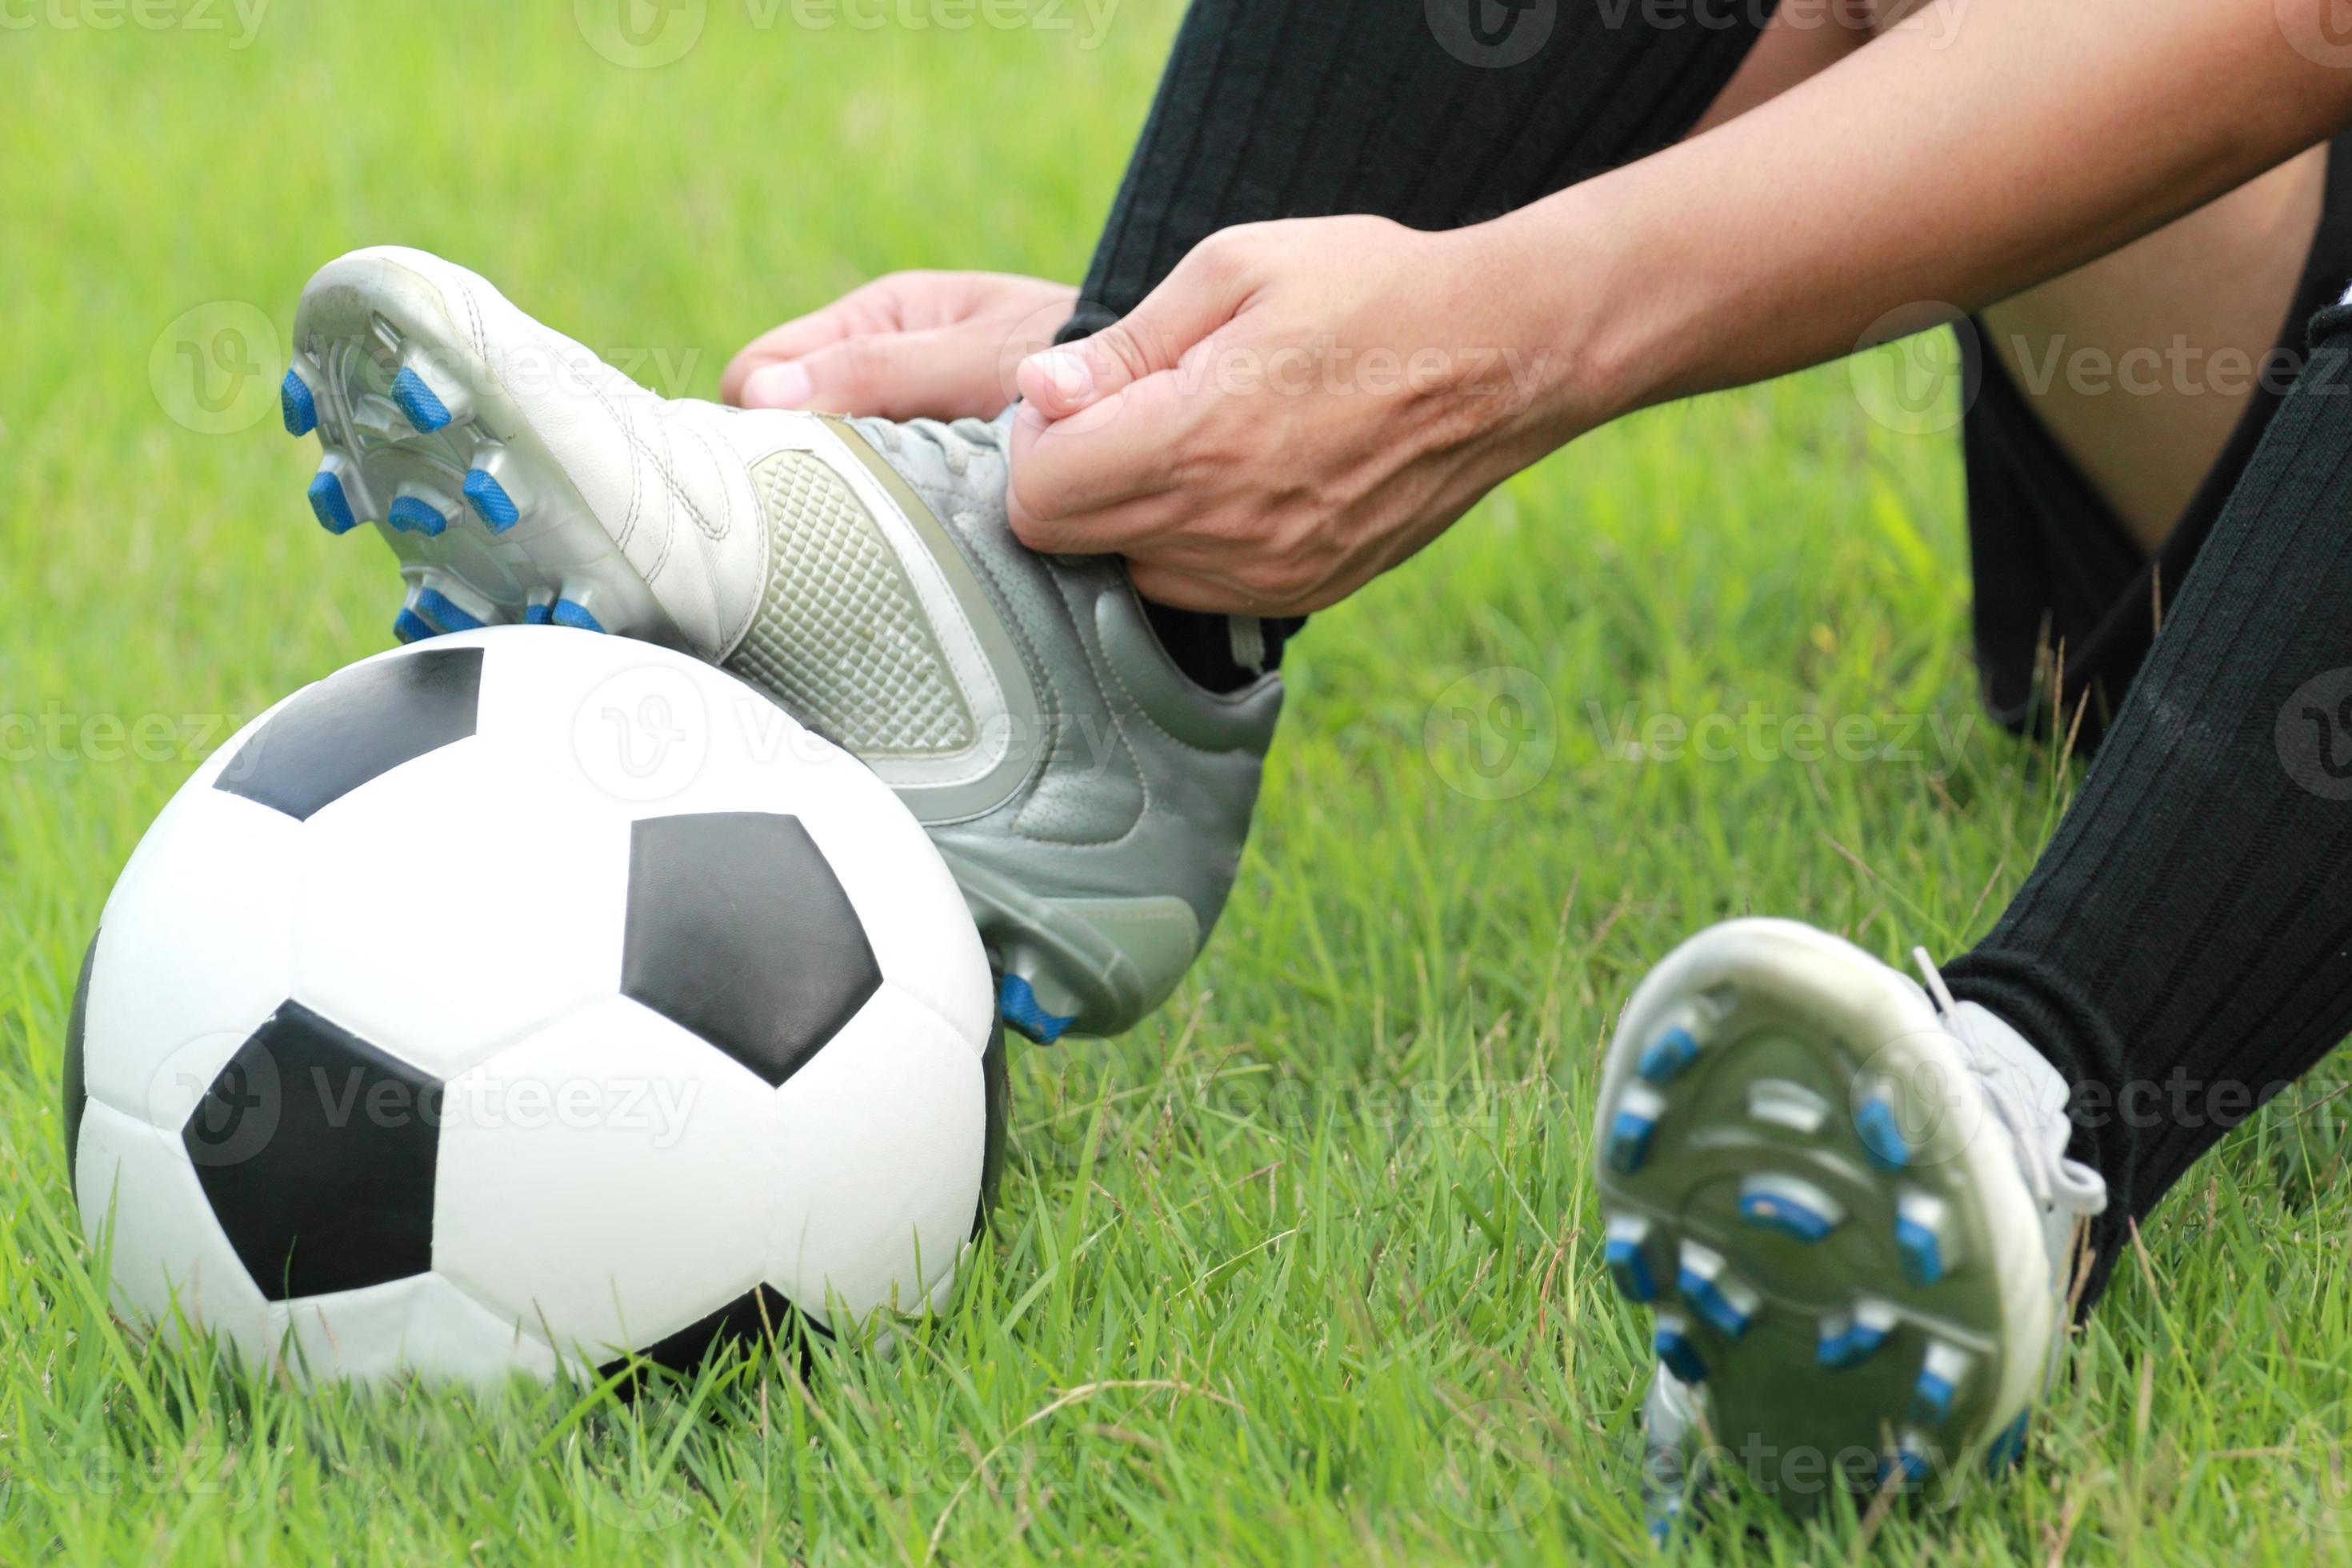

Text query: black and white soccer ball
(63, 629), (1006, 1384)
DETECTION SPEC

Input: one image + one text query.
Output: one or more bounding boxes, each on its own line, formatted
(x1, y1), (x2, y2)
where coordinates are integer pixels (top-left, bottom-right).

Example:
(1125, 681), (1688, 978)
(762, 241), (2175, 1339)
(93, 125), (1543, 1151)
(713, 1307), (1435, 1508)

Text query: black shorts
(1961, 136), (2352, 749)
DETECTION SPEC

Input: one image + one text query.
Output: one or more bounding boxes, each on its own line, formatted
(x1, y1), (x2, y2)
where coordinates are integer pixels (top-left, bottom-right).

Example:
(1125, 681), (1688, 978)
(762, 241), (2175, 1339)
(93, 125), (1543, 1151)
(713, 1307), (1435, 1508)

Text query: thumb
(1018, 238), (1253, 419)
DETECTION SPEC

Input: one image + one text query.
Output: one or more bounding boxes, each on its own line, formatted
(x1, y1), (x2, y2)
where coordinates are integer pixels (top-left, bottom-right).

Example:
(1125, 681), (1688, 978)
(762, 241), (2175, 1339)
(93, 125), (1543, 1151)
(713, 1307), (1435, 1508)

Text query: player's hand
(722, 270), (1078, 421)
(1004, 216), (1579, 616)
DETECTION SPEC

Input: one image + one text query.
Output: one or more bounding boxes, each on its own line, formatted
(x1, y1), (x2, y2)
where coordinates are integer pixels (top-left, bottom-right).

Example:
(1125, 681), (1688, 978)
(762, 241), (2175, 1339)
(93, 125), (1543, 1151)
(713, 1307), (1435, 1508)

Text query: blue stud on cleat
(1675, 1242), (1758, 1339)
(1817, 1302), (1896, 1370)
(1738, 1174), (1843, 1243)
(1896, 1218), (1943, 1286)
(1857, 1094), (1910, 1170)
(1984, 1410), (2030, 1474)
(306, 470), (358, 534)
(462, 468), (520, 532)
(998, 973), (1075, 1044)
(1637, 1025), (1701, 1085)
(414, 588), (482, 634)
(1910, 1342), (1970, 1426)
(1895, 1193), (1954, 1286)
(388, 497), (449, 537)
(550, 598), (606, 634)
(1605, 1086), (1664, 1175)
(389, 366), (452, 432)
(1879, 1444), (1933, 1490)
(1654, 1318), (1707, 1385)
(1603, 1216), (1658, 1302)
(393, 607), (436, 645)
(1911, 1369), (1955, 1426)
(1678, 1270), (1755, 1339)
(281, 370), (317, 437)
(522, 602), (554, 626)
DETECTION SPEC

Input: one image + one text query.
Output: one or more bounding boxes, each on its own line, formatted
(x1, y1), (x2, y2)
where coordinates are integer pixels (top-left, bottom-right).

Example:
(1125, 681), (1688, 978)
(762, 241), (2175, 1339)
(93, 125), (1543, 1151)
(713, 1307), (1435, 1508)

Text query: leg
(1064, 0), (1787, 688)
(1067, 0), (1785, 337)
(1598, 288), (2352, 1523)
(1947, 283), (2352, 1300)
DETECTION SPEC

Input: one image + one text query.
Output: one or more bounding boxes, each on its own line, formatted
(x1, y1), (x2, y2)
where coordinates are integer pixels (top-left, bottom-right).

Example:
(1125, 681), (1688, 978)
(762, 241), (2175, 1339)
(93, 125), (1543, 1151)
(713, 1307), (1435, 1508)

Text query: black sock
(1064, 0), (1776, 690)
(1946, 294), (2352, 1303)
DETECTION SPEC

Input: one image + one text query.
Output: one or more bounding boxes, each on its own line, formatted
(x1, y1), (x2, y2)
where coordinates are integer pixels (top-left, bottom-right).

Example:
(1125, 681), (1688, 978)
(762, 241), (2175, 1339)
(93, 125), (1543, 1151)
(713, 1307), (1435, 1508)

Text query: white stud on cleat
(1746, 1078), (1830, 1137)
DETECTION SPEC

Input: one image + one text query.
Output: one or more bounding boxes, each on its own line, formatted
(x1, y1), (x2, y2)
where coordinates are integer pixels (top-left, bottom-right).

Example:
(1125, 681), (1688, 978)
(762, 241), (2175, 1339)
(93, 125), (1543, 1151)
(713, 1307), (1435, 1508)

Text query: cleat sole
(1592, 918), (2045, 1516)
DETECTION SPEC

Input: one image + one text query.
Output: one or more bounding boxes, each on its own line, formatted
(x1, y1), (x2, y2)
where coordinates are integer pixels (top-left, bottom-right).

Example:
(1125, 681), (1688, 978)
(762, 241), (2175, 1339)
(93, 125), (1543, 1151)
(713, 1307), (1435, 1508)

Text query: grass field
(6, 2), (2352, 1561)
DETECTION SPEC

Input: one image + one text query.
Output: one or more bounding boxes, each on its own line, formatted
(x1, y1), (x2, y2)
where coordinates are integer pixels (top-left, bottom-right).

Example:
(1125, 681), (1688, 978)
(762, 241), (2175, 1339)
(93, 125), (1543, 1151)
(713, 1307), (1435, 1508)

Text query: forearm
(1502, 0), (2352, 426)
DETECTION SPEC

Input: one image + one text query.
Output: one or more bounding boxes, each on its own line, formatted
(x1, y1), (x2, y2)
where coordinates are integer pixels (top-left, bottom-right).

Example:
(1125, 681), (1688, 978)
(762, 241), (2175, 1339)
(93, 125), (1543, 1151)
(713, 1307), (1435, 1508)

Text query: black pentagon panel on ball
(62, 933), (97, 1194)
(595, 1284), (830, 1388)
(214, 646), (483, 822)
(622, 813), (882, 1087)
(973, 1014), (1010, 1240)
(184, 999), (441, 1302)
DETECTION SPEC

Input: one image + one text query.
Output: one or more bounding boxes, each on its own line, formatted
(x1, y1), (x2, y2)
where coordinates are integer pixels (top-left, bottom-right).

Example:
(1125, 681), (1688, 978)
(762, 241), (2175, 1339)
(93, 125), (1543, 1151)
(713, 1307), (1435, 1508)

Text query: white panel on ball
(290, 738), (631, 1081)
(769, 980), (986, 1330)
(432, 994), (785, 1365)
(74, 1101), (274, 1358)
(275, 1273), (558, 1386)
(82, 789), (300, 1134)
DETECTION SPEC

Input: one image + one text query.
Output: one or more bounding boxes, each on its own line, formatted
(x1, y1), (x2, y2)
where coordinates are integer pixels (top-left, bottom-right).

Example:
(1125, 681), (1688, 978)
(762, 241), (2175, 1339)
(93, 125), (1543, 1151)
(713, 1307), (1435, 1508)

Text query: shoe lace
(1912, 948), (2108, 1218)
(858, 414), (1002, 480)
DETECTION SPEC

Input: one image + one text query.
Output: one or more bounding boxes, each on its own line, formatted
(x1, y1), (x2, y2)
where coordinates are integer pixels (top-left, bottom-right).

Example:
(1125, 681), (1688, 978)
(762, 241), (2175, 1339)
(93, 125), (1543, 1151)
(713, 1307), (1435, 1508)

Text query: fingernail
(743, 361), (814, 408)
(1027, 350), (1094, 406)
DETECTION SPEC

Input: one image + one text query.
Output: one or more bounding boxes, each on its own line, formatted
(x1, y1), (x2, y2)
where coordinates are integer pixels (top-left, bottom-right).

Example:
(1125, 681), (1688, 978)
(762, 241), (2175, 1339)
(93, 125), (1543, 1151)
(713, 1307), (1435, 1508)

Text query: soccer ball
(62, 629), (1006, 1385)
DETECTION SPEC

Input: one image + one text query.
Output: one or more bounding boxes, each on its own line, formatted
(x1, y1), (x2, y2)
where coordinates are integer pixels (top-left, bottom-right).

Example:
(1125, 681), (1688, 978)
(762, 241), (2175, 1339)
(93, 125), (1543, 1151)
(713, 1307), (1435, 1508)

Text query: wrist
(1474, 180), (1694, 442)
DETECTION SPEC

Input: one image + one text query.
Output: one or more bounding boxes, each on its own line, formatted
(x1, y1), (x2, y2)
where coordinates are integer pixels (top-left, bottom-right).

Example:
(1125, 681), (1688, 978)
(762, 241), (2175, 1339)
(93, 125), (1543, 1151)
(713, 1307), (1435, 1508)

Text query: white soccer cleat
(284, 246), (1284, 1041)
(1592, 918), (2106, 1530)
